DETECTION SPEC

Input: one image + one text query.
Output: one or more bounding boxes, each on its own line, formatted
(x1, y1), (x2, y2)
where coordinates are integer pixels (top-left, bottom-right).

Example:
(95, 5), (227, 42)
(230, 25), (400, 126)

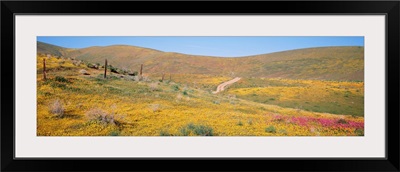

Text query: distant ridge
(37, 41), (364, 81)
(37, 41), (69, 57)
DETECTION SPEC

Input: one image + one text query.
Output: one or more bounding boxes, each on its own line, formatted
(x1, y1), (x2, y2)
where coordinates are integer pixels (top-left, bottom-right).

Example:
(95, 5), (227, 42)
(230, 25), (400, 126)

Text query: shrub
(107, 65), (119, 73)
(237, 120), (243, 126)
(179, 123), (213, 136)
(192, 125), (213, 136)
(109, 130), (120, 136)
(337, 119), (348, 124)
(171, 85), (179, 91)
(117, 68), (127, 75)
(49, 99), (65, 118)
(128, 71), (138, 76)
(85, 108), (115, 125)
(354, 129), (364, 136)
(182, 90), (188, 95)
(54, 76), (69, 83)
(160, 130), (173, 136)
(86, 63), (96, 69)
(265, 126), (276, 133)
(179, 127), (190, 136)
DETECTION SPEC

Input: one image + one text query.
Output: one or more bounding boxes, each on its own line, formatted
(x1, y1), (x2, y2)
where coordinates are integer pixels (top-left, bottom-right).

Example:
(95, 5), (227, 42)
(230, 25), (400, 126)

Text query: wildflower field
(37, 55), (364, 136)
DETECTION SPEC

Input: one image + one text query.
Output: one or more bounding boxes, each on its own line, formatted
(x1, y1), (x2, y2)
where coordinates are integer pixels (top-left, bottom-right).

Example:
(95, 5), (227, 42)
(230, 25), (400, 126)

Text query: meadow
(36, 55), (364, 136)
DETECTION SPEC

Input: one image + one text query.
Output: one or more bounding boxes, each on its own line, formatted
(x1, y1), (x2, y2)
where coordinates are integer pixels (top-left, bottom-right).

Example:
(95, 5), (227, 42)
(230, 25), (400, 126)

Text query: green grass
(179, 123), (214, 136)
(265, 126), (276, 133)
(226, 78), (364, 117)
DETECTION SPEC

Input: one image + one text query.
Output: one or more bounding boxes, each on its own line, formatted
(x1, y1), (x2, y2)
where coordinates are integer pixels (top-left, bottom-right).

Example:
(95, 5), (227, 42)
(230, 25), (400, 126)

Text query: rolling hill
(37, 41), (364, 81)
(37, 41), (70, 57)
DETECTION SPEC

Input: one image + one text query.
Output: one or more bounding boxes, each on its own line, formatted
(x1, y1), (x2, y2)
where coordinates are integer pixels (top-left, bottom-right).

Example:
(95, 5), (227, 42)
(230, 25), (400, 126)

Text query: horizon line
(37, 40), (364, 58)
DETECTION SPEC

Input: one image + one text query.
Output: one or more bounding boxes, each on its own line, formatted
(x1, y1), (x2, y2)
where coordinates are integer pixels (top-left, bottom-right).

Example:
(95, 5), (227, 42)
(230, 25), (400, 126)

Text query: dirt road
(212, 77), (241, 94)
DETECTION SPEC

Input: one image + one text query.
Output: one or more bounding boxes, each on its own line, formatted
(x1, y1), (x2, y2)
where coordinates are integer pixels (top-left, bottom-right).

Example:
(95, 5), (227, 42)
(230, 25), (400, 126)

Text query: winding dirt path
(212, 77), (241, 94)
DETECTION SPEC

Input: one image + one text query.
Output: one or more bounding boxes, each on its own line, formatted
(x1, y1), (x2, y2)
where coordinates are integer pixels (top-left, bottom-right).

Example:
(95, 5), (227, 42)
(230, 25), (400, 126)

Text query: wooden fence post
(104, 59), (107, 78)
(140, 64), (143, 76)
(162, 73), (165, 82)
(43, 58), (47, 81)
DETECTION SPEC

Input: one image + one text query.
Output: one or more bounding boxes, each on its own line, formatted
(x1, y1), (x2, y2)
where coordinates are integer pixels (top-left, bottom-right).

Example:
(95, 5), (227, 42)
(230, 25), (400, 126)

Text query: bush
(86, 63), (99, 69)
(160, 130), (173, 136)
(49, 99), (65, 118)
(237, 120), (243, 126)
(171, 85), (179, 91)
(109, 65), (119, 73)
(337, 119), (348, 124)
(54, 76), (69, 83)
(265, 126), (276, 133)
(179, 123), (213, 136)
(109, 130), (120, 136)
(128, 71), (138, 76)
(354, 129), (364, 136)
(85, 108), (115, 125)
(117, 68), (127, 75)
(179, 127), (190, 136)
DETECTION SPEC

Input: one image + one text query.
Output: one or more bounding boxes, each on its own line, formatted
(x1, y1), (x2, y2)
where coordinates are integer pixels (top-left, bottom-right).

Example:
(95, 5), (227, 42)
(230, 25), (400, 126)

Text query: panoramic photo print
(36, 36), (364, 136)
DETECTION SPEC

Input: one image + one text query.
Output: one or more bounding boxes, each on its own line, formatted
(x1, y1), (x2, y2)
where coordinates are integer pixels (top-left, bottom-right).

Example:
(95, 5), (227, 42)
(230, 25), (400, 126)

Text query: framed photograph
(2, 1), (399, 171)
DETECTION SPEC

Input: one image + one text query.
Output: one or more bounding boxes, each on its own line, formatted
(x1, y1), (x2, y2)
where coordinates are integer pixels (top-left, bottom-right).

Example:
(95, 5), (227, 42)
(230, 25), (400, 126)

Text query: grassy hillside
(37, 42), (364, 81)
(225, 78), (364, 116)
(37, 55), (364, 136)
(242, 46), (364, 81)
(37, 41), (70, 57)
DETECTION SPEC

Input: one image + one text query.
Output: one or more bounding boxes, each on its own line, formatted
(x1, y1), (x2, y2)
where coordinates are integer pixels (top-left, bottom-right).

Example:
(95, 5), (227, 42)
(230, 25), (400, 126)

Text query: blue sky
(37, 36), (364, 57)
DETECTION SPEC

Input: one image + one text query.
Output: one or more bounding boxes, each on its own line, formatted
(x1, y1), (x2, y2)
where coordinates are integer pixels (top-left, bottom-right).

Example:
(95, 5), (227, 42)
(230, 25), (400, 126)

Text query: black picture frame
(1, 1), (399, 171)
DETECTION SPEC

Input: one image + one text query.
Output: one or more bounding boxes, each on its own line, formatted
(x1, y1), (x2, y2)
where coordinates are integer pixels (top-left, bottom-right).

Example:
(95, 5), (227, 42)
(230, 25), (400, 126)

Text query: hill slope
(37, 41), (364, 81)
(37, 41), (70, 57)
